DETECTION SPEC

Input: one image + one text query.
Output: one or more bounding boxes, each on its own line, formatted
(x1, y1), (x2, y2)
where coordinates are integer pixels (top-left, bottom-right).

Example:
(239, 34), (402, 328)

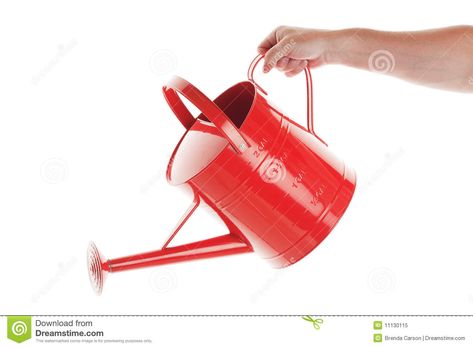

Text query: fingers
(276, 58), (308, 75)
(276, 57), (290, 70)
(263, 39), (292, 72)
(276, 58), (304, 72)
(257, 27), (278, 55)
(267, 55), (308, 77)
(257, 26), (308, 76)
(282, 58), (300, 72)
(285, 60), (308, 77)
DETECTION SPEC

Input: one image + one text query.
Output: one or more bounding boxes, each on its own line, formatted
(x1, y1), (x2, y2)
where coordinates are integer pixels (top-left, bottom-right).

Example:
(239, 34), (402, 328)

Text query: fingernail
(263, 65), (270, 73)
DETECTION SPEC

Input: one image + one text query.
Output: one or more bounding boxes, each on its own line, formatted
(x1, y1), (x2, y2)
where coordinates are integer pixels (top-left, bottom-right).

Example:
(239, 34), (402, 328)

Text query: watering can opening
(167, 81), (256, 185)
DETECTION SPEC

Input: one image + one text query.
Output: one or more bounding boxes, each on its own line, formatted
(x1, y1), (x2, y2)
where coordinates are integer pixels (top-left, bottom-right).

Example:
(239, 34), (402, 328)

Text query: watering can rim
(165, 79), (259, 186)
(162, 54), (319, 186)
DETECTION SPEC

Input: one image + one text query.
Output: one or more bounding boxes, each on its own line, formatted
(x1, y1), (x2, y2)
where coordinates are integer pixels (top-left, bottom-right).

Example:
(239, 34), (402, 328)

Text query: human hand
(257, 26), (335, 76)
(258, 25), (473, 91)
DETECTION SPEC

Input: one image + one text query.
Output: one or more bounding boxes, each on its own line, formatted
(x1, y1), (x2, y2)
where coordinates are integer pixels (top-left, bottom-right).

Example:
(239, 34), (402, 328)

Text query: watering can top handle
(248, 54), (319, 139)
(162, 76), (250, 154)
(163, 55), (325, 153)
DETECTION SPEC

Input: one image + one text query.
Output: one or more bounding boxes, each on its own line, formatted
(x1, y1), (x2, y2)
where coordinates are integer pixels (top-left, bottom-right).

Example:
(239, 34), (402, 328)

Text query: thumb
(263, 39), (292, 73)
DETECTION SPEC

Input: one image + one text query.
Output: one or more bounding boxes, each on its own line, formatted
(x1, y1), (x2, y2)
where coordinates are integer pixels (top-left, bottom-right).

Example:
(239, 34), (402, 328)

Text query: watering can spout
(88, 193), (253, 295)
(88, 235), (252, 295)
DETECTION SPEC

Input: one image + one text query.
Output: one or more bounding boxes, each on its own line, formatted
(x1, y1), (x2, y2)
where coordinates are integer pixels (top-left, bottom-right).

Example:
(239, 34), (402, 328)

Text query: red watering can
(88, 55), (356, 295)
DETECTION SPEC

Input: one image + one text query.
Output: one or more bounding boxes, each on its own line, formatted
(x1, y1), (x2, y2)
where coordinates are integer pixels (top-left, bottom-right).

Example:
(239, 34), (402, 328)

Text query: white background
(0, 0), (472, 317)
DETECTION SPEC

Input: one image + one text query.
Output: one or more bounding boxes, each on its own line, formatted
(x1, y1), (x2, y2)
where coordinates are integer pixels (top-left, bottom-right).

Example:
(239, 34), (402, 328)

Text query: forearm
(325, 26), (473, 92)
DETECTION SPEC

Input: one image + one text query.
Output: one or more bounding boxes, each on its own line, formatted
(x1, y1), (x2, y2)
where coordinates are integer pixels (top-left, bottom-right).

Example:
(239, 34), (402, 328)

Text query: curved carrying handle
(162, 76), (249, 154)
(248, 54), (327, 145)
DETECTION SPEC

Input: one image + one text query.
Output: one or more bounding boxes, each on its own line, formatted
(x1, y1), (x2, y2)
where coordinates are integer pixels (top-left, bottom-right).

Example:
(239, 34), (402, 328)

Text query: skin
(258, 25), (473, 93)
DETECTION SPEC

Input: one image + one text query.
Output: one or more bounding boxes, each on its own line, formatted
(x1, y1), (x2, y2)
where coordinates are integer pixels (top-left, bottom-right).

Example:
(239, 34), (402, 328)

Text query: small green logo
(302, 315), (324, 330)
(374, 333), (383, 343)
(7, 316), (32, 343)
(373, 321), (383, 330)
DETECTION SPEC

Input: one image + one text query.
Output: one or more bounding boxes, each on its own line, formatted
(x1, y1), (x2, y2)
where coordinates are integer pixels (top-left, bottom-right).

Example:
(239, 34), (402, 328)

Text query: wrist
(323, 28), (362, 65)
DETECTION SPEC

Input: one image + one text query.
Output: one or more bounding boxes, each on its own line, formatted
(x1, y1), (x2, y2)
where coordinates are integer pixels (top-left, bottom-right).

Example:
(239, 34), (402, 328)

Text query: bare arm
(258, 26), (473, 93)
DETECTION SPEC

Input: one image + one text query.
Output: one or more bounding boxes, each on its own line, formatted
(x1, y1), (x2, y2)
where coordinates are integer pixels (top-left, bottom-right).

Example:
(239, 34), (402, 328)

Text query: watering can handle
(162, 76), (250, 154)
(248, 54), (326, 145)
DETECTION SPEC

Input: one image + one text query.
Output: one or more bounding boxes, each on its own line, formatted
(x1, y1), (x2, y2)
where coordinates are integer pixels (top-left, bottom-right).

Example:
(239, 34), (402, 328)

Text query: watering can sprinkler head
(87, 226), (253, 296)
(87, 242), (108, 295)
